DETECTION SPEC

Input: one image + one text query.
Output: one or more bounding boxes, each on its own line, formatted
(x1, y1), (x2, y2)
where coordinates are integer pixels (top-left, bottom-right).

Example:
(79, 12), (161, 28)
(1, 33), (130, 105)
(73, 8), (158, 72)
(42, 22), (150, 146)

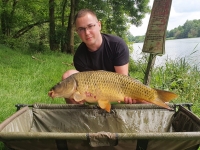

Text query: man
(63, 9), (137, 104)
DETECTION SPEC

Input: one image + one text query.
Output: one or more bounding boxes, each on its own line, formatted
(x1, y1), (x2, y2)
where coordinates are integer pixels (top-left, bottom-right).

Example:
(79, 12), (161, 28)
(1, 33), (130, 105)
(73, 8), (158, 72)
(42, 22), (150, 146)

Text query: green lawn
(0, 45), (75, 122)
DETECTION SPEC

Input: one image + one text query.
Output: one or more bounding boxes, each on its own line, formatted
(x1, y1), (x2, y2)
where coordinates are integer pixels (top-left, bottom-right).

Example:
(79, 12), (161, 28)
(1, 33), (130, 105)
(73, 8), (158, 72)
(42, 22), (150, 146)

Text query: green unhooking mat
(0, 103), (200, 150)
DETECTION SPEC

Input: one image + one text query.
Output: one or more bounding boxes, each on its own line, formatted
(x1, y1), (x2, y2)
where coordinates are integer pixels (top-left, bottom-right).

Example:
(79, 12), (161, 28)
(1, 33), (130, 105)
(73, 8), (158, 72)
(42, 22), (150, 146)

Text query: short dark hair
(74, 9), (97, 24)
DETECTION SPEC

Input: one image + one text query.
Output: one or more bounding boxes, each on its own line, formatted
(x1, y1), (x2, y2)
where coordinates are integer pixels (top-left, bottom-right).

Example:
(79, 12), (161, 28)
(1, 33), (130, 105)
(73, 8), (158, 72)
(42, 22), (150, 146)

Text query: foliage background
(131, 19), (200, 43)
(0, 0), (150, 53)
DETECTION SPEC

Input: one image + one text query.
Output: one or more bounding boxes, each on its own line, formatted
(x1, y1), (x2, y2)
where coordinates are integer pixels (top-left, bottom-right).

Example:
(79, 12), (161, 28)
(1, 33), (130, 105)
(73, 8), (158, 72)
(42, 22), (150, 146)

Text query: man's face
(75, 13), (101, 47)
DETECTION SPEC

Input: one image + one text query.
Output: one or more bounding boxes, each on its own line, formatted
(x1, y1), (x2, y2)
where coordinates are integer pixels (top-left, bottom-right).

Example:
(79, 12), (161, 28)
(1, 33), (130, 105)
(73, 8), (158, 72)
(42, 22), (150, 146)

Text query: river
(132, 37), (200, 68)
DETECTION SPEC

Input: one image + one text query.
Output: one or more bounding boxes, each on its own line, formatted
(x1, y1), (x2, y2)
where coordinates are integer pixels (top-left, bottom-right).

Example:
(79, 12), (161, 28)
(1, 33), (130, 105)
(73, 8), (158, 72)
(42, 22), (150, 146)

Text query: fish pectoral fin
(98, 100), (111, 112)
(73, 91), (86, 102)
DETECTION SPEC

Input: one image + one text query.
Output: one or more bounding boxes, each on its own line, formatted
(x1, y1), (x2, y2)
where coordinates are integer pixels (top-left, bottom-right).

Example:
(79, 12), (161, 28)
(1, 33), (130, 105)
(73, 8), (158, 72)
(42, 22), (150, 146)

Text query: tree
(60, 0), (68, 52)
(1, 0), (18, 37)
(0, 0), (151, 53)
(62, 0), (75, 54)
(182, 20), (193, 38)
(165, 19), (200, 39)
(0, 0), (49, 49)
(99, 0), (150, 39)
(49, 0), (58, 51)
(188, 28), (198, 38)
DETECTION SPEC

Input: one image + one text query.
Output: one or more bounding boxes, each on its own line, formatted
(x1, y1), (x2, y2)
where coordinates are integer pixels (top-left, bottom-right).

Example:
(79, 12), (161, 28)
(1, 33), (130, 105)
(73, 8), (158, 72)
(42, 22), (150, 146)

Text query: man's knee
(62, 70), (79, 80)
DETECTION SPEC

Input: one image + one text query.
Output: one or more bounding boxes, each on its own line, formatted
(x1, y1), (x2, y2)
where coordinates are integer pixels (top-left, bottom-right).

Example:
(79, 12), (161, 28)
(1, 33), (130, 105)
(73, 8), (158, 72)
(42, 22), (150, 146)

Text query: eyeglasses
(76, 24), (96, 34)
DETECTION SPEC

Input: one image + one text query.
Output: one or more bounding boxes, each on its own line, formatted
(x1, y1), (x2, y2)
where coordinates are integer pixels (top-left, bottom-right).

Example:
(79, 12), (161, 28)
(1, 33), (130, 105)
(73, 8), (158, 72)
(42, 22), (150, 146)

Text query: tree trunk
(49, 0), (58, 51)
(1, 0), (10, 36)
(61, 0), (68, 52)
(1, 0), (18, 37)
(1, 10), (8, 36)
(63, 0), (75, 54)
(69, 0), (75, 54)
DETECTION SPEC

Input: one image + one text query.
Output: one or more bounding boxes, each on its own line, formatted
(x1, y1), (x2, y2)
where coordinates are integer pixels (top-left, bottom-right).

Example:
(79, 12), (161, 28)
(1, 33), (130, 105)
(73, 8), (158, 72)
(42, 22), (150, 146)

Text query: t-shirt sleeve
(113, 39), (129, 66)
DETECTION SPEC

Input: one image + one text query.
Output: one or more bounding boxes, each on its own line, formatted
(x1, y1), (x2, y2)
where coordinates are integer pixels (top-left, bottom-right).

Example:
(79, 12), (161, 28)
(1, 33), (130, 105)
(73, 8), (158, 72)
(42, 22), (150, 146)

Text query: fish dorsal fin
(98, 100), (111, 112)
(73, 91), (86, 102)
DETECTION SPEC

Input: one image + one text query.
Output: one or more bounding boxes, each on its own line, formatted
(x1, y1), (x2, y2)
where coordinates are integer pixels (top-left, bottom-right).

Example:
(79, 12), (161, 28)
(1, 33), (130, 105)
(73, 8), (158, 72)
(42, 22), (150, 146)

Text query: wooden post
(142, 0), (172, 85)
(143, 54), (157, 85)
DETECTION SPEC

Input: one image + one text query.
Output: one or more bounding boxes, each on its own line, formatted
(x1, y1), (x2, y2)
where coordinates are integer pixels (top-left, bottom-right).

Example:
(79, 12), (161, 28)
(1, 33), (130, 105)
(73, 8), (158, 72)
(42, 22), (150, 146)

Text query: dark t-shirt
(73, 33), (129, 72)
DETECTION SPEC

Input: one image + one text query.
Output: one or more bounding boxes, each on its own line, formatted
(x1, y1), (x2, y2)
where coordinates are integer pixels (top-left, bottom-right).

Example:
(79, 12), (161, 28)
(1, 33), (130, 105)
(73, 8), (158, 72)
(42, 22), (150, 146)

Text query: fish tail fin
(151, 89), (178, 109)
(155, 89), (178, 102)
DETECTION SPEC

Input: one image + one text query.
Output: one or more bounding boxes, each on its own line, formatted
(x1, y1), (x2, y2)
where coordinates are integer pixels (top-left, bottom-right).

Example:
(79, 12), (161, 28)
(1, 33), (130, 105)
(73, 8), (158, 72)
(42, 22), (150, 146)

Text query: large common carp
(48, 71), (178, 112)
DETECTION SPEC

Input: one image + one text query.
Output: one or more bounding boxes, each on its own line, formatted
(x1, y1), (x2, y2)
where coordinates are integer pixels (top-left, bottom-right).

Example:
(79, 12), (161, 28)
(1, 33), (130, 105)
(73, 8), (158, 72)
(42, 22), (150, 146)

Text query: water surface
(132, 37), (200, 67)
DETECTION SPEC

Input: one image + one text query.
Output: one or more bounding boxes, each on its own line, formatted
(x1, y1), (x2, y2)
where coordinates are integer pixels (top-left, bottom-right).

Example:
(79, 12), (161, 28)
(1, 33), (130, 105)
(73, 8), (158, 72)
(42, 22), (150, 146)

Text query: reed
(151, 57), (200, 116)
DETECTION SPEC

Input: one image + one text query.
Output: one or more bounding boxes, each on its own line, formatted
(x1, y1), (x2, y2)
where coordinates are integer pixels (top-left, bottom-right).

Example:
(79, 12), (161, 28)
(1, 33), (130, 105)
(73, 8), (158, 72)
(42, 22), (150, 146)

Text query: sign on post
(142, 0), (172, 54)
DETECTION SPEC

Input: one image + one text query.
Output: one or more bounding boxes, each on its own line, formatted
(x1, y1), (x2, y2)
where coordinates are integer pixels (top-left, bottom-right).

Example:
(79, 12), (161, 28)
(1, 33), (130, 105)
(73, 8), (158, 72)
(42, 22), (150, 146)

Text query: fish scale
(76, 72), (122, 101)
(48, 71), (178, 112)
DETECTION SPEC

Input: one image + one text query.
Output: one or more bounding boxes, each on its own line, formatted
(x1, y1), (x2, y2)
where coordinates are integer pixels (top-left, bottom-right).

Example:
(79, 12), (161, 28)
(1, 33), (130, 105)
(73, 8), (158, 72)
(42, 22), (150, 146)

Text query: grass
(0, 45), (75, 122)
(151, 57), (200, 116)
(0, 44), (200, 149)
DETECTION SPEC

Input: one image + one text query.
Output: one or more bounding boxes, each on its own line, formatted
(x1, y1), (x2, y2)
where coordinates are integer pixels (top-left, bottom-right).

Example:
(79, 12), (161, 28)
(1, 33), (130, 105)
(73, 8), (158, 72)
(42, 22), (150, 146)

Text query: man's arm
(114, 63), (129, 75)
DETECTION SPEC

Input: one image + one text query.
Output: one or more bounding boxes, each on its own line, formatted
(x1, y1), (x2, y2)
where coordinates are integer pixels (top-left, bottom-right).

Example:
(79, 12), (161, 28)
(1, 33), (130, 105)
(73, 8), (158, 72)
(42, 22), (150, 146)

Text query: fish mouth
(48, 90), (55, 98)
